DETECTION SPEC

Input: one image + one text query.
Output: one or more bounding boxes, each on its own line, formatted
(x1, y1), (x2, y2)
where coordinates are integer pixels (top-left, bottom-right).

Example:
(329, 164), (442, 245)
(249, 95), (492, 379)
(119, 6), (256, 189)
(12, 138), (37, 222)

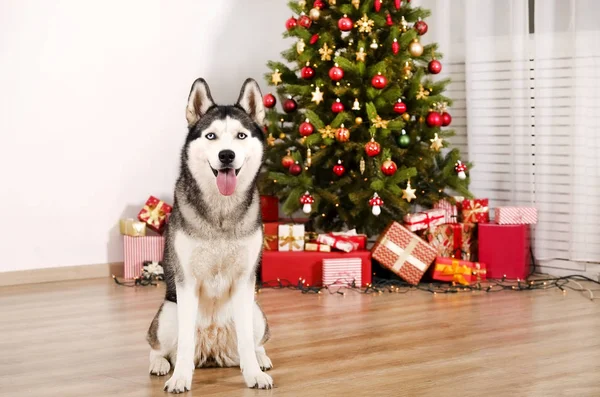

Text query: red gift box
(262, 222), (279, 251)
(260, 195), (279, 222)
(123, 235), (165, 279)
(478, 224), (530, 279)
(431, 257), (487, 285)
(371, 222), (437, 285)
(138, 196), (172, 234)
(461, 198), (489, 223)
(317, 233), (359, 252)
(422, 223), (475, 260)
(403, 209), (446, 232)
(261, 251), (372, 287)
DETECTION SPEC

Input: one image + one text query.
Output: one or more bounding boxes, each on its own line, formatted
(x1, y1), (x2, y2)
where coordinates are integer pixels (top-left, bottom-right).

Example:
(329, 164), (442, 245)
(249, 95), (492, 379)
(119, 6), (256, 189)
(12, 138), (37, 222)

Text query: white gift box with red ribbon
(495, 207), (538, 225)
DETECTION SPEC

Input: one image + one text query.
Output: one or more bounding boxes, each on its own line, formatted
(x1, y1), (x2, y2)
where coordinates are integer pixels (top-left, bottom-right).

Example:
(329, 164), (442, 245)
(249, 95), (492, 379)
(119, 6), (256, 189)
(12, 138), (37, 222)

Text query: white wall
(0, 0), (290, 272)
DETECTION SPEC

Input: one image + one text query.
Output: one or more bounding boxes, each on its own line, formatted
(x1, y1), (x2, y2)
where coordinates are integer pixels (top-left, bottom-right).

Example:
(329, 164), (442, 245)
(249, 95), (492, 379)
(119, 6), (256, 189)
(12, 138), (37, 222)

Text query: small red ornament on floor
(283, 97), (298, 113)
(386, 13), (393, 26)
(338, 14), (353, 31)
(289, 161), (302, 176)
(426, 111), (442, 127)
(332, 98), (345, 113)
(381, 159), (397, 176)
(299, 119), (314, 136)
(333, 160), (345, 177)
(371, 73), (387, 89)
(263, 93), (276, 108)
(310, 33), (319, 44)
(285, 16), (297, 30)
(335, 124), (350, 142)
(364, 138), (381, 157)
(281, 152), (295, 168)
(329, 64), (344, 81)
(298, 13), (312, 28)
(392, 39), (400, 55)
(374, 0), (381, 11)
(393, 98), (407, 114)
(414, 18), (428, 35)
(441, 112), (452, 126)
(301, 63), (315, 79)
(428, 59), (442, 74)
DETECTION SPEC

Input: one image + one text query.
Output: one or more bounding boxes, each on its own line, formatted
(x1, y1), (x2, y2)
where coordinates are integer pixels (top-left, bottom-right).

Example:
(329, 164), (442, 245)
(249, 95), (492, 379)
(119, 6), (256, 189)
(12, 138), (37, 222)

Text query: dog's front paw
(243, 370), (273, 389)
(164, 372), (192, 394)
(256, 351), (273, 371)
(149, 356), (171, 376)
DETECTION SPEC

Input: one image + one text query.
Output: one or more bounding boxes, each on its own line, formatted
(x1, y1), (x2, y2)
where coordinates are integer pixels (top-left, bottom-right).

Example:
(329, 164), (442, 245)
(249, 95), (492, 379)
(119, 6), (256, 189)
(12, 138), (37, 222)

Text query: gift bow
(463, 201), (488, 222)
(142, 200), (167, 227)
(279, 225), (302, 250)
(436, 259), (472, 285)
(263, 234), (277, 250)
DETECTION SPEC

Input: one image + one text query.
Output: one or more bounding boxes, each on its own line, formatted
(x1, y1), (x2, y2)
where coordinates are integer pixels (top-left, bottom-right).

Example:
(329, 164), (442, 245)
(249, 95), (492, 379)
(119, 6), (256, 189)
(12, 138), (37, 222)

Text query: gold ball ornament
(279, 132), (286, 139)
(419, 116), (425, 124)
(402, 113), (410, 122)
(335, 124), (350, 142)
(355, 117), (363, 125)
(309, 7), (320, 21)
(408, 39), (424, 57)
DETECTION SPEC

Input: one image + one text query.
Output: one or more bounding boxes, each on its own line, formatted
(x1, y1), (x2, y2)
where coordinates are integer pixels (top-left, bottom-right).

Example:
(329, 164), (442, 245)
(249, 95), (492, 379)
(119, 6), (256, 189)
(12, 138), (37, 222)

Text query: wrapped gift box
(261, 251), (372, 287)
(495, 207), (538, 225)
(278, 224), (305, 251)
(461, 198), (489, 223)
(478, 224), (530, 279)
(119, 218), (147, 237)
(323, 258), (362, 287)
(260, 195), (279, 222)
(431, 257), (487, 285)
(329, 230), (368, 250)
(434, 198), (461, 224)
(317, 233), (359, 253)
(403, 209), (446, 232)
(305, 242), (331, 252)
(262, 222), (279, 251)
(123, 236), (165, 279)
(371, 222), (437, 285)
(423, 223), (475, 260)
(138, 196), (172, 234)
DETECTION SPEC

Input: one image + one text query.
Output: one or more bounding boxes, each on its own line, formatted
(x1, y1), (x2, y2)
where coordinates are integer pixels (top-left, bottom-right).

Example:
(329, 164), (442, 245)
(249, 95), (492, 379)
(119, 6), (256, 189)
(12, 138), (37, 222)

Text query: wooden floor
(0, 279), (599, 397)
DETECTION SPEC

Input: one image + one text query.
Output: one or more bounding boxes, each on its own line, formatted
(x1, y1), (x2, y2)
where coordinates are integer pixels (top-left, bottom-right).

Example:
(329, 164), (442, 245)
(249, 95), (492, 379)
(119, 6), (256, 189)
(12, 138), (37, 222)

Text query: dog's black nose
(218, 149), (235, 165)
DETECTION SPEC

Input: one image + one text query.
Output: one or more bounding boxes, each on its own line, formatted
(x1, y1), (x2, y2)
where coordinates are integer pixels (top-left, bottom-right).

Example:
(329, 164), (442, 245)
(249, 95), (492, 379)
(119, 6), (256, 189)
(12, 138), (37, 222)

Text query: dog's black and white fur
(147, 78), (273, 393)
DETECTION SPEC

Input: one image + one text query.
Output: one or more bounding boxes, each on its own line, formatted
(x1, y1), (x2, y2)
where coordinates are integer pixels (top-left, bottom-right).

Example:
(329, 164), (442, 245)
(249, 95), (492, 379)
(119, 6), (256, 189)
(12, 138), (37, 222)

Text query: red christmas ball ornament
(428, 59), (442, 74)
(335, 124), (350, 142)
(299, 119), (314, 136)
(298, 14), (312, 28)
(394, 0), (401, 9)
(371, 73), (388, 89)
(282, 153), (295, 168)
(426, 111), (442, 127)
(310, 33), (319, 45)
(301, 64), (315, 79)
(283, 97), (298, 113)
(386, 13), (393, 26)
(381, 159), (398, 176)
(333, 160), (346, 177)
(313, 0), (325, 8)
(263, 93), (276, 108)
(289, 161), (303, 176)
(374, 0), (382, 12)
(392, 39), (400, 55)
(364, 138), (381, 157)
(338, 14), (353, 31)
(393, 98), (407, 114)
(285, 16), (297, 31)
(329, 64), (344, 81)
(331, 98), (344, 113)
(441, 112), (452, 127)
(414, 18), (428, 35)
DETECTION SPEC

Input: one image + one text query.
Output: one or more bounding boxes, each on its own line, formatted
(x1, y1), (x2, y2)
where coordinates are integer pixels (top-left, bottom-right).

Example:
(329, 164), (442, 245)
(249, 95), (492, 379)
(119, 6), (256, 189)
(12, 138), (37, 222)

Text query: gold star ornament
(356, 14), (375, 33)
(371, 116), (389, 129)
(311, 86), (324, 104)
(430, 133), (443, 151)
(356, 47), (366, 62)
(319, 125), (336, 139)
(271, 69), (282, 86)
(319, 42), (333, 61)
(402, 181), (417, 203)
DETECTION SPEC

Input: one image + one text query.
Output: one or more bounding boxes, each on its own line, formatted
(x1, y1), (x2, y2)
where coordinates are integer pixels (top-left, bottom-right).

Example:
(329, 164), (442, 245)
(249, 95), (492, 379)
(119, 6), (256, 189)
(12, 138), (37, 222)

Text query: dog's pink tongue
(216, 168), (237, 196)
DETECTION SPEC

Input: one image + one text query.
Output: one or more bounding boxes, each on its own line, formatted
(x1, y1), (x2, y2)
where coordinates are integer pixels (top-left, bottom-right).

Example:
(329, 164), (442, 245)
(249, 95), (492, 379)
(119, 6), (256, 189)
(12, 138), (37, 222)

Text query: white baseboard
(0, 262), (124, 287)
(536, 259), (600, 280)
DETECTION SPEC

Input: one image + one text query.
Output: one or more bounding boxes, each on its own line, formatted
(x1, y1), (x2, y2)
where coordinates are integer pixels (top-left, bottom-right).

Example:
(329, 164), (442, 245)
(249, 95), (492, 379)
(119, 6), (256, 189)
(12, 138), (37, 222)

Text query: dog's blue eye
(237, 132), (247, 140)
(205, 133), (216, 140)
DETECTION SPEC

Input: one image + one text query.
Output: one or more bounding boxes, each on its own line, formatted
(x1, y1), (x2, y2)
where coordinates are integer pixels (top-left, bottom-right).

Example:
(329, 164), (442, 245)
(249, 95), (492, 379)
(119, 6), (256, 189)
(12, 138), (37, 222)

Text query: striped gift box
(123, 236), (165, 279)
(322, 257), (362, 287)
(495, 207), (537, 225)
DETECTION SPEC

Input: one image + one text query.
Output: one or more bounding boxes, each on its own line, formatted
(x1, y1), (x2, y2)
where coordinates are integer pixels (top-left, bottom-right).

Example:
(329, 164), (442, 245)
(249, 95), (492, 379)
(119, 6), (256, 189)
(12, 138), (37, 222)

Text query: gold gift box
(120, 218), (147, 237)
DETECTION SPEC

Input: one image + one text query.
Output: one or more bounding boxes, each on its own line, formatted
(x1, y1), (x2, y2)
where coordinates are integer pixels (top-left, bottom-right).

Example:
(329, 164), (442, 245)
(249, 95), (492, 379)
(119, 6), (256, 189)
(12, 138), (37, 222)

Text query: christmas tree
(260, 0), (471, 236)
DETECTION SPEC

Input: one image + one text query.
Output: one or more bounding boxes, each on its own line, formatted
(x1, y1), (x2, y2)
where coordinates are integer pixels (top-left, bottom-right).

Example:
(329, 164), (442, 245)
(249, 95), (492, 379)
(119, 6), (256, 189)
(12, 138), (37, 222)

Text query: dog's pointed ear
(186, 78), (215, 127)
(236, 78), (265, 126)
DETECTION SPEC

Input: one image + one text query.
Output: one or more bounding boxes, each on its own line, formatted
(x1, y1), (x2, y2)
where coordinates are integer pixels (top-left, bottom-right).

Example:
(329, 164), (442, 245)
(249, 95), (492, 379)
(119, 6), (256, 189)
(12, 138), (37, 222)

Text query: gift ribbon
(436, 259), (472, 285)
(279, 225), (302, 250)
(379, 236), (427, 273)
(472, 262), (487, 282)
(142, 200), (167, 228)
(405, 211), (445, 228)
(263, 234), (277, 250)
(463, 201), (488, 223)
(305, 242), (331, 252)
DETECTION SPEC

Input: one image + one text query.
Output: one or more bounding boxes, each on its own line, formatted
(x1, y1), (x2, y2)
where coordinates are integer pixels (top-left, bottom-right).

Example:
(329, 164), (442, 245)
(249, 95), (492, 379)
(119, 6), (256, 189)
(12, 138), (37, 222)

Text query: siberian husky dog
(146, 78), (273, 393)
